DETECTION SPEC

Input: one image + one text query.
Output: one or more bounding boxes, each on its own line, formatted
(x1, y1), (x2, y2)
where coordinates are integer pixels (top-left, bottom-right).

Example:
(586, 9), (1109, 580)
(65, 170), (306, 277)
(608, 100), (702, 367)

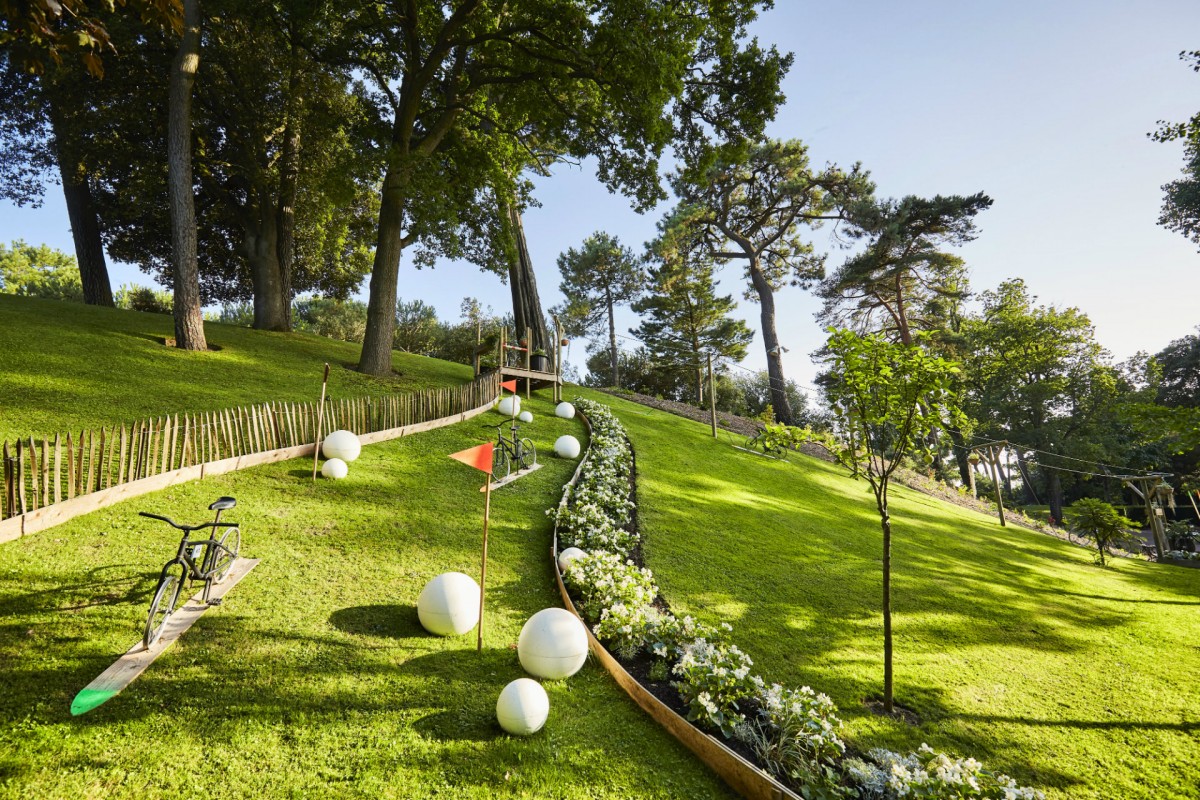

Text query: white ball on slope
(553, 435), (581, 459)
(519, 411), (534, 423)
(496, 678), (549, 735)
(518, 607), (588, 680)
(321, 458), (349, 479)
(417, 572), (481, 636)
(322, 429), (361, 462)
(555, 402), (575, 419)
(497, 395), (521, 417)
(557, 547), (587, 573)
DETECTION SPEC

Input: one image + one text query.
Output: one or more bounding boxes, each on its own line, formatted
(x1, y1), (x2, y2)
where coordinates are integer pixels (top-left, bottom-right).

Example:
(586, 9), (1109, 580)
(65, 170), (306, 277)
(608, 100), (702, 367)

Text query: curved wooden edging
(552, 408), (799, 800)
(0, 397), (497, 544)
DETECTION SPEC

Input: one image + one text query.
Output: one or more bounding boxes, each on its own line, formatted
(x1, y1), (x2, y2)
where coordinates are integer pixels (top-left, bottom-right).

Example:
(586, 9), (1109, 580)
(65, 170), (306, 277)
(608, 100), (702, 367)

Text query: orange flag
(500, 379), (518, 393)
(449, 442), (494, 474)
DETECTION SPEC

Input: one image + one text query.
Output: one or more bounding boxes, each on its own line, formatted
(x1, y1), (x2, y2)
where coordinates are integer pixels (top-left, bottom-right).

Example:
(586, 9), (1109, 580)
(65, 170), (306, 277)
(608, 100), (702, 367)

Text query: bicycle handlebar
(139, 512), (237, 533)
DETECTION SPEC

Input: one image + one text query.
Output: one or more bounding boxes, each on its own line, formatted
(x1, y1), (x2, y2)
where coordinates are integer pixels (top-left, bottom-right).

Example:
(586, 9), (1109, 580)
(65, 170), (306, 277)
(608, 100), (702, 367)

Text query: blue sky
(3, 1), (1198, 390)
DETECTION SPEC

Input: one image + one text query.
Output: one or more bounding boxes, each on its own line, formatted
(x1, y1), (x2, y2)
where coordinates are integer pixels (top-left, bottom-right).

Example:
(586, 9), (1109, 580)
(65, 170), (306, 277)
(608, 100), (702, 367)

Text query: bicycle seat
(209, 496), (237, 511)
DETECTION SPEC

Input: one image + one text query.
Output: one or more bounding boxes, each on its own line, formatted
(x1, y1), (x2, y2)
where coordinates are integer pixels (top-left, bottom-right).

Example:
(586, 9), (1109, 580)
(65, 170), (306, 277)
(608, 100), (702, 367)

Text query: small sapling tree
(821, 328), (961, 715)
(1068, 498), (1138, 566)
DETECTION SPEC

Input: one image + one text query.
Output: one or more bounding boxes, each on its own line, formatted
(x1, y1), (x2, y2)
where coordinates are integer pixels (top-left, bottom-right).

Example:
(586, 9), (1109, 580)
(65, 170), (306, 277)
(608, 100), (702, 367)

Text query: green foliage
(392, 298), (440, 354)
(0, 240), (83, 301)
(114, 283), (173, 314)
(292, 295), (368, 344)
(1149, 51), (1200, 250)
(1068, 498), (1138, 566)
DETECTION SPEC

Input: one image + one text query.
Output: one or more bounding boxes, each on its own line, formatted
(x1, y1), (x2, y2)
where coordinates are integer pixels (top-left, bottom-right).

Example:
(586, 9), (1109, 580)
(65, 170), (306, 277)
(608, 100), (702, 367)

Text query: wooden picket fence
(1, 371), (500, 524)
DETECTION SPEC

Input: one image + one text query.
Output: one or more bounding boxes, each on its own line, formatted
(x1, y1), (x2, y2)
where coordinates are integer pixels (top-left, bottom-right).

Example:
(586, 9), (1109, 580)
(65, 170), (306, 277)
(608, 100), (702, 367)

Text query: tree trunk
(879, 501), (894, 714)
(505, 204), (549, 353)
(748, 260), (793, 424)
(47, 99), (113, 307)
(276, 82), (301, 331)
(167, 0), (206, 351)
(1047, 468), (1064, 527)
(358, 171), (406, 375)
(243, 198), (288, 330)
(606, 286), (620, 388)
(946, 425), (972, 486)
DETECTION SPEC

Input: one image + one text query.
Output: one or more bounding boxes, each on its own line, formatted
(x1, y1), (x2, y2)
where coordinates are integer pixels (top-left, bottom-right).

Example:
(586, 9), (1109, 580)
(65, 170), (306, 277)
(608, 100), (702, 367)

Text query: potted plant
(530, 348), (550, 372)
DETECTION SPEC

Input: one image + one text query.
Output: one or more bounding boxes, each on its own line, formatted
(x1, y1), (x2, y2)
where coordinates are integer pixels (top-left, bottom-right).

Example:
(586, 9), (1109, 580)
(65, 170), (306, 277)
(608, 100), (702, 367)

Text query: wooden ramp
(70, 558), (259, 716)
(481, 462), (543, 491)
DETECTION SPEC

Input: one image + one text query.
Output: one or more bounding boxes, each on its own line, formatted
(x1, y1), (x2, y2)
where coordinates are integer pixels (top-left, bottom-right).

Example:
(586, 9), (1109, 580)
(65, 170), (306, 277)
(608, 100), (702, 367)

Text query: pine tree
(632, 225), (754, 404)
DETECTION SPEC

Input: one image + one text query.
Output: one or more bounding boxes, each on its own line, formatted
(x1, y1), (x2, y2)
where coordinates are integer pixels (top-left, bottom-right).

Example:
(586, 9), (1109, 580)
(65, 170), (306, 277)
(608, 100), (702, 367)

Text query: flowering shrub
(1165, 549), (1200, 561)
(843, 746), (1044, 799)
(593, 601), (658, 658)
(737, 684), (848, 791)
(564, 551), (658, 621)
(671, 636), (760, 736)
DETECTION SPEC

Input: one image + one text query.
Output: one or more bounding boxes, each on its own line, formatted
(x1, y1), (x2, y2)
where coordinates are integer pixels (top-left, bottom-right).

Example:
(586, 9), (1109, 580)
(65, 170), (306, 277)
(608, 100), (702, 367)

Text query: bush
(115, 284), (173, 314)
(0, 241), (83, 302)
(1068, 498), (1138, 566)
(293, 296), (367, 342)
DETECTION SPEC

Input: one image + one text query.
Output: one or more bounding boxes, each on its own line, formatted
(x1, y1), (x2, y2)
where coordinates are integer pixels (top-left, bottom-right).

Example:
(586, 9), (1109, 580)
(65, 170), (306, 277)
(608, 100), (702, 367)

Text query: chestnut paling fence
(1, 371), (500, 526)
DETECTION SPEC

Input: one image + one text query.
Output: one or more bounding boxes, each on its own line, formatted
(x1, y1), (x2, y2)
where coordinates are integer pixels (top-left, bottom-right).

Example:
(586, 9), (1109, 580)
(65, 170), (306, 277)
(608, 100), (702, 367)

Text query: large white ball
(322, 429), (361, 462)
(518, 411), (534, 423)
(555, 402), (576, 419)
(518, 608), (589, 680)
(496, 678), (549, 735)
(497, 395), (521, 417)
(321, 458), (349, 479)
(554, 435), (581, 459)
(557, 547), (587, 573)
(417, 572), (481, 636)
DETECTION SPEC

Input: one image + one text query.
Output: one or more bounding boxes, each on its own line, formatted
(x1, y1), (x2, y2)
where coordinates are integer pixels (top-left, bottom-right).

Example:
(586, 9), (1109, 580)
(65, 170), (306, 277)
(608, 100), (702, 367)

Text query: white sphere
(321, 458), (349, 479)
(554, 435), (581, 459)
(518, 411), (534, 423)
(497, 395), (521, 417)
(322, 429), (361, 462)
(417, 572), (481, 636)
(518, 608), (589, 679)
(557, 547), (587, 573)
(555, 402), (576, 419)
(496, 678), (549, 735)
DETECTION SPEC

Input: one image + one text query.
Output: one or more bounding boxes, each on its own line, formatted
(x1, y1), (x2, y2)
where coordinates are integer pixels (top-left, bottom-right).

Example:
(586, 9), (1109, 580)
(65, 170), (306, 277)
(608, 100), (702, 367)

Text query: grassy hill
(0, 295), (472, 441)
(575, 388), (1200, 800)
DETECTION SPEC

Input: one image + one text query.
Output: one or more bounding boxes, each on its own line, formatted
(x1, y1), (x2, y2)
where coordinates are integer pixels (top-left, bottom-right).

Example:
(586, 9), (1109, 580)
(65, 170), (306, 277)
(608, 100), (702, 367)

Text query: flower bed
(552, 398), (1044, 800)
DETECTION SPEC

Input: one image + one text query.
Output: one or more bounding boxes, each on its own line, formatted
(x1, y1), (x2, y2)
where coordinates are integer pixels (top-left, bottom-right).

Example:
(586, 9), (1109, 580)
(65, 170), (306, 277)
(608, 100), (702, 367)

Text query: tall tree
(821, 329), (961, 715)
(633, 220), (754, 403)
(671, 139), (872, 423)
(166, 0), (205, 350)
(1150, 50), (1200, 250)
(342, 1), (791, 375)
(555, 232), (644, 388)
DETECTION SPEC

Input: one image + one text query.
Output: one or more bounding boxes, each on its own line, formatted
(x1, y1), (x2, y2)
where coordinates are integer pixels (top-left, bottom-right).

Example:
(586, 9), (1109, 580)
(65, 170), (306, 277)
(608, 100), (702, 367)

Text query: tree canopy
(1150, 50), (1200, 249)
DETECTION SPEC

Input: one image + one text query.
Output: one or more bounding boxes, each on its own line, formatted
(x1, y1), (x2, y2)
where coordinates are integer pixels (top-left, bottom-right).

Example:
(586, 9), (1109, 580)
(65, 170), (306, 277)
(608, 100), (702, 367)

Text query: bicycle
(484, 420), (536, 479)
(140, 496), (242, 648)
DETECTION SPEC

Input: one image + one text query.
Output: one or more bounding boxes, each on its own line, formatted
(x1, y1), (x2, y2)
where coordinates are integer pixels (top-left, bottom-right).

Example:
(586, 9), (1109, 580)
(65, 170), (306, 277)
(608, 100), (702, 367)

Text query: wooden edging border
(0, 398), (497, 545)
(551, 407), (800, 800)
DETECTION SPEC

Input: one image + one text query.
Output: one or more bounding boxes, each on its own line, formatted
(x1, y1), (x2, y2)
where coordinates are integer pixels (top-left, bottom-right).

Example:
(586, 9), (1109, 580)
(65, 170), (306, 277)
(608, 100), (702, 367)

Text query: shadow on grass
(329, 604), (423, 638)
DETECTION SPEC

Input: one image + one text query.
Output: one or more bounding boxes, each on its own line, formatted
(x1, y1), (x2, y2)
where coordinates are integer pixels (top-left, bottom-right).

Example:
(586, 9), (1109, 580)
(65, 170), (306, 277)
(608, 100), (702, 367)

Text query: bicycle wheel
(144, 560), (187, 649)
(492, 444), (511, 480)
(518, 438), (537, 470)
(212, 526), (241, 584)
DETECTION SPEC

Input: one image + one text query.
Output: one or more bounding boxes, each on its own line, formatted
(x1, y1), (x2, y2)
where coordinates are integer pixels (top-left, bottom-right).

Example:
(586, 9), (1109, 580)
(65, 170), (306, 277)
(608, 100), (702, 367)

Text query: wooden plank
(159, 417), (171, 475)
(128, 422), (141, 481)
(180, 416), (191, 468)
(96, 429), (109, 492)
(483, 462), (543, 491)
(0, 514), (21, 544)
(42, 438), (51, 502)
(16, 440), (26, 515)
(70, 558), (260, 716)
(22, 465), (207, 536)
(66, 433), (75, 500)
(26, 438), (39, 512)
(87, 429), (98, 493)
(147, 420), (159, 478)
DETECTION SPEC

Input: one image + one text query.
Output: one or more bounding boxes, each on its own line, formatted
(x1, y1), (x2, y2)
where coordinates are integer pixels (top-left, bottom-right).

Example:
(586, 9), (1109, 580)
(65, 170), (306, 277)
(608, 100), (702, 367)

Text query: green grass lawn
(0, 295), (472, 441)
(574, 389), (1200, 800)
(0, 392), (733, 799)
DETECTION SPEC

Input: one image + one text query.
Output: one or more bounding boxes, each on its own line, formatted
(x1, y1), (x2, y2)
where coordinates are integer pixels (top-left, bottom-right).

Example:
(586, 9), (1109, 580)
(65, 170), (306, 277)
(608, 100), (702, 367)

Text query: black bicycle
(484, 420), (536, 479)
(140, 497), (242, 648)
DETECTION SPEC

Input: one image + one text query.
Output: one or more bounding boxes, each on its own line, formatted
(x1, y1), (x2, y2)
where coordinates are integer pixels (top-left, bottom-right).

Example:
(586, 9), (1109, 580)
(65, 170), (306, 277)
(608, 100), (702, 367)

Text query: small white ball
(496, 678), (549, 735)
(321, 458), (349, 479)
(497, 395), (521, 417)
(557, 547), (587, 573)
(322, 429), (361, 462)
(518, 411), (534, 423)
(417, 572), (481, 636)
(554, 435), (581, 459)
(555, 402), (576, 419)
(518, 608), (589, 679)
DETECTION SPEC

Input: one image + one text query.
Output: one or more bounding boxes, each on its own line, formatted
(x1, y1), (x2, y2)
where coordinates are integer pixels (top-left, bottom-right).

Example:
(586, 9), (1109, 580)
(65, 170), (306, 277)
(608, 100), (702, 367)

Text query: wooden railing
(1, 371), (500, 537)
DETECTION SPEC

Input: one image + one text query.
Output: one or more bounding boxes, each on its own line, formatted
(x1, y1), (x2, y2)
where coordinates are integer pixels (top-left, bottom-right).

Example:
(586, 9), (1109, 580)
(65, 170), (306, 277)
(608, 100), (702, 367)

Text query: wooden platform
(481, 462), (543, 491)
(70, 558), (260, 716)
(499, 365), (560, 383)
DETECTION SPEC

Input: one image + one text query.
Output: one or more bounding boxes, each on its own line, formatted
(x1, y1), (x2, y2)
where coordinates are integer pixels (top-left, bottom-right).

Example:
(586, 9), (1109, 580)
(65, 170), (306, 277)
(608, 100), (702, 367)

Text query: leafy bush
(843, 745), (1044, 799)
(671, 635), (759, 736)
(115, 284), (173, 314)
(736, 684), (847, 793)
(293, 295), (367, 342)
(0, 241), (83, 301)
(1067, 498), (1138, 565)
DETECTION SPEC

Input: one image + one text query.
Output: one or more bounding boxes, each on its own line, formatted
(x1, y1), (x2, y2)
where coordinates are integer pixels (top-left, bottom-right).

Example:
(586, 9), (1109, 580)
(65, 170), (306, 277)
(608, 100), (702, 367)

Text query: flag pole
(478, 474), (492, 652)
(311, 363), (330, 480)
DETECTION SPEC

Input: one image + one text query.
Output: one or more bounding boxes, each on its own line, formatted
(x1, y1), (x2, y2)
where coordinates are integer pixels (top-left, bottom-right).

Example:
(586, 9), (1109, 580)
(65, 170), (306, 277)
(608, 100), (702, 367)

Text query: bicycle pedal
(207, 598), (223, 607)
